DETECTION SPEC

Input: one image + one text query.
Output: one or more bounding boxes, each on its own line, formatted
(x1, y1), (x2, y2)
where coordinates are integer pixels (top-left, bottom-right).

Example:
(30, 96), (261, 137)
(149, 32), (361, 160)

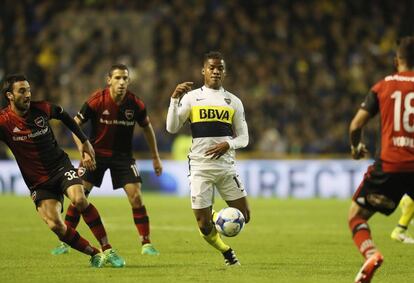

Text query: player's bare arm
(79, 140), (96, 168)
(79, 151), (96, 171)
(171, 82), (193, 99)
(53, 106), (96, 170)
(205, 142), (230, 159)
(72, 116), (96, 171)
(142, 122), (163, 176)
(349, 109), (371, 160)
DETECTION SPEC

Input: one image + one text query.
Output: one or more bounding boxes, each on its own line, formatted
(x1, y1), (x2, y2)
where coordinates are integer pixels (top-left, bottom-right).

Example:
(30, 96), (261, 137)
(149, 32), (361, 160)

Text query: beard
(15, 101), (30, 112)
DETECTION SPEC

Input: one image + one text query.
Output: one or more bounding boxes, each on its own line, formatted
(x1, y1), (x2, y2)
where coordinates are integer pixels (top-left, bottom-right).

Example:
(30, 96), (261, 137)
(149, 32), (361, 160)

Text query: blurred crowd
(1, 0), (414, 157)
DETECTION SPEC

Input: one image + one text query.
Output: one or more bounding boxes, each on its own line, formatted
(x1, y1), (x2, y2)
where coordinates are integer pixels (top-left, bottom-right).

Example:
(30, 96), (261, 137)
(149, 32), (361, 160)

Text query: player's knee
(347, 204), (359, 222)
(129, 194), (143, 208)
(199, 224), (213, 236)
(48, 219), (66, 235)
(196, 217), (213, 235)
(128, 190), (143, 206)
(84, 189), (91, 198)
(71, 195), (89, 211)
(347, 201), (373, 222)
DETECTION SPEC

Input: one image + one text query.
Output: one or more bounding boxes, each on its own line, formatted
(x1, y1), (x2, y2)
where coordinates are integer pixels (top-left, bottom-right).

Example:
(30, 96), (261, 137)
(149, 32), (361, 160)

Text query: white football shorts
(188, 169), (247, 209)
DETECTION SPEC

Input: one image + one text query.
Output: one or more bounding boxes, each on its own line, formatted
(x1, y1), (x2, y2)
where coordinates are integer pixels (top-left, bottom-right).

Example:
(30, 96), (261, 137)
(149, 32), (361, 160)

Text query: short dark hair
(1, 74), (27, 101)
(203, 51), (224, 64)
(397, 36), (414, 69)
(108, 63), (129, 77)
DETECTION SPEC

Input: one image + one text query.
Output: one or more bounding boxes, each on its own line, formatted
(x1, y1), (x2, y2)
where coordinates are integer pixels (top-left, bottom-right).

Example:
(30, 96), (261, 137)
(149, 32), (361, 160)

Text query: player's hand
(171, 82), (193, 99)
(81, 152), (96, 171)
(351, 143), (368, 160)
(80, 140), (96, 170)
(153, 156), (163, 176)
(205, 142), (230, 159)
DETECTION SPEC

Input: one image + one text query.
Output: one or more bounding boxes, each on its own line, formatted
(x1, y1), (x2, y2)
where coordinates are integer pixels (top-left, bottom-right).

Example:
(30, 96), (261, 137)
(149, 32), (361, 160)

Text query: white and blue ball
(214, 207), (245, 237)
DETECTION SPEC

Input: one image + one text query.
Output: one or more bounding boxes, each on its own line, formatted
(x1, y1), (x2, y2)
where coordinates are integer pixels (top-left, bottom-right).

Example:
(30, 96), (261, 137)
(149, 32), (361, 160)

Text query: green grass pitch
(1, 195), (414, 283)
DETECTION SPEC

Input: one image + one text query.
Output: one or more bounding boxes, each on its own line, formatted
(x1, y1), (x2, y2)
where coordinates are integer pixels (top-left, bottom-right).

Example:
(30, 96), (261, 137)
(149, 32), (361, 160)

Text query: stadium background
(1, 0), (414, 196)
(3, 2), (414, 283)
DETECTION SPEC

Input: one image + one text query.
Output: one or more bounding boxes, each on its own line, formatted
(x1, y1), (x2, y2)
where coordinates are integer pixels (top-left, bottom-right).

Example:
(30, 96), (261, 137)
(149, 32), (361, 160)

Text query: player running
(348, 36), (414, 283)
(166, 51), (250, 265)
(0, 74), (122, 268)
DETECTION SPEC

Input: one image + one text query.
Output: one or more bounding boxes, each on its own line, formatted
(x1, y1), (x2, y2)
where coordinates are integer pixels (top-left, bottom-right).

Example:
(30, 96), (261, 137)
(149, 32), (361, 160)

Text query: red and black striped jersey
(0, 101), (69, 189)
(362, 71), (414, 172)
(76, 88), (149, 157)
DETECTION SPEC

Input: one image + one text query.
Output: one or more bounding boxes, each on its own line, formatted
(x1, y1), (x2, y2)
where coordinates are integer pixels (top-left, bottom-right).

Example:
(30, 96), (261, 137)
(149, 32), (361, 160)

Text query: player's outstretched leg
(59, 226), (107, 268)
(53, 190), (125, 267)
(39, 199), (106, 267)
(81, 203), (125, 267)
(52, 202), (118, 257)
(391, 195), (414, 243)
(67, 186), (125, 267)
(51, 204), (81, 255)
(81, 203), (112, 250)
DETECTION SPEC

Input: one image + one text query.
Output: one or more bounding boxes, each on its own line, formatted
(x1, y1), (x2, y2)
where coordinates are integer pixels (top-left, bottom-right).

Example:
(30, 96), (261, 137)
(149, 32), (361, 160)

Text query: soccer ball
(214, 207), (245, 237)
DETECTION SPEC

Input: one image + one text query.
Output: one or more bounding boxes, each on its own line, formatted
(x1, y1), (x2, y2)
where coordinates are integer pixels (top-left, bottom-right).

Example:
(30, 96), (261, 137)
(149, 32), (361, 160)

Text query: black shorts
(30, 162), (83, 209)
(82, 155), (142, 190)
(353, 164), (414, 215)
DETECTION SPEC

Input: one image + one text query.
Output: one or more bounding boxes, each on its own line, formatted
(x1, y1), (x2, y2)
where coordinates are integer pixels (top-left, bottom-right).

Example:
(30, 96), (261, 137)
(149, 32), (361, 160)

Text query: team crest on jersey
(224, 98), (231, 105)
(125, 109), (134, 120)
(34, 117), (46, 128)
(77, 166), (86, 177)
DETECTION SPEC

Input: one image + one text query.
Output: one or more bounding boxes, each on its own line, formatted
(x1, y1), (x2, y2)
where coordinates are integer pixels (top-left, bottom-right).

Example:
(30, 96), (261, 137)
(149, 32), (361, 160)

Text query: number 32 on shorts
(64, 170), (79, 181)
